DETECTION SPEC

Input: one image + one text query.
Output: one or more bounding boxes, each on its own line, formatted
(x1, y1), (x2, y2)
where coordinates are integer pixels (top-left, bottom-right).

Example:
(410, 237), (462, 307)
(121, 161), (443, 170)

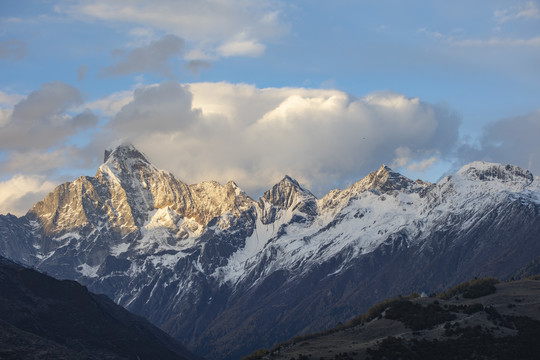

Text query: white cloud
(56, 0), (288, 59)
(84, 90), (134, 117)
(0, 175), (57, 216)
(99, 81), (460, 197)
(184, 49), (216, 61)
(129, 27), (155, 38)
(458, 109), (540, 175)
(217, 35), (266, 57)
(0, 90), (25, 107)
(0, 82), (98, 151)
(186, 60), (212, 75)
(0, 108), (12, 126)
(495, 2), (540, 23)
(0, 38), (26, 61)
(77, 64), (88, 81)
(392, 146), (412, 168)
(453, 36), (540, 47)
(0, 148), (73, 174)
(408, 157), (438, 172)
(416, 27), (444, 39)
(418, 27), (540, 48)
(0, 90), (23, 127)
(127, 27), (158, 47)
(107, 81), (200, 135)
(101, 34), (184, 77)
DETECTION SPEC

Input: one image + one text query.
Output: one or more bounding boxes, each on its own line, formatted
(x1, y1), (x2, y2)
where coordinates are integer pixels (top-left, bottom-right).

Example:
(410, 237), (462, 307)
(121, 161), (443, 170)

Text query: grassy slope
(243, 278), (540, 360)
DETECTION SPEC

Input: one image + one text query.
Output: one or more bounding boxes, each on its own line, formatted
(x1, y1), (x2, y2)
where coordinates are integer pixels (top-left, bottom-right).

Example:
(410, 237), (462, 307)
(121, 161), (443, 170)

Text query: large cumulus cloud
(103, 81), (461, 196)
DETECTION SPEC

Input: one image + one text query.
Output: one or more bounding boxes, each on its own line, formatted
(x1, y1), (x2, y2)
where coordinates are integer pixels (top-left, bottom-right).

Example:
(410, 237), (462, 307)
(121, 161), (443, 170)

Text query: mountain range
(1, 144), (539, 359)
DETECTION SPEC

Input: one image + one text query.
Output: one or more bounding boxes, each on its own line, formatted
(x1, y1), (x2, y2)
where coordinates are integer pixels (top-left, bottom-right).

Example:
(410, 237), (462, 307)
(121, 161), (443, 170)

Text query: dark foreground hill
(0, 256), (199, 360)
(248, 277), (540, 360)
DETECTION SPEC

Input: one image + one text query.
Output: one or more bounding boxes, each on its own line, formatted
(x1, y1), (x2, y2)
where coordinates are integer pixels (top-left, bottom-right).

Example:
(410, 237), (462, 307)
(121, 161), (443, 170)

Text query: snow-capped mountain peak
(262, 175), (315, 208)
(351, 164), (426, 194)
(257, 175), (318, 224)
(456, 161), (534, 185)
(104, 143), (150, 164)
(97, 144), (158, 184)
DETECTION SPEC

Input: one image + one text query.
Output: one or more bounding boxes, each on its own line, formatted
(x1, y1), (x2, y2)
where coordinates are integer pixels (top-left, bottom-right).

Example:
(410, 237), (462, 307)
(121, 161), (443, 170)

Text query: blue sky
(0, 0), (539, 215)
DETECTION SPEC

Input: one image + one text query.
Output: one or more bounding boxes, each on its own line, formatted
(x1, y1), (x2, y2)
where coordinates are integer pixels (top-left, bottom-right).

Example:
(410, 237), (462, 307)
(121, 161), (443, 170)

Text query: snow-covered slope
(1, 145), (540, 360)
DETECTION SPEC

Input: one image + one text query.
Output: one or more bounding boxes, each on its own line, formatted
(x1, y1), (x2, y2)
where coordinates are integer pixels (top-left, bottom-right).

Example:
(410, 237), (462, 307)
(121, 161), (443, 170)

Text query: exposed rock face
(1, 144), (540, 360)
(28, 145), (254, 238)
(258, 175), (317, 224)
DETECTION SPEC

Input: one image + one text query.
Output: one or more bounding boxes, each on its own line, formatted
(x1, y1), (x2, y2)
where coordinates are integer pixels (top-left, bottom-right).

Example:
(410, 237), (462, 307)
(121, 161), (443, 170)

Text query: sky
(0, 0), (539, 215)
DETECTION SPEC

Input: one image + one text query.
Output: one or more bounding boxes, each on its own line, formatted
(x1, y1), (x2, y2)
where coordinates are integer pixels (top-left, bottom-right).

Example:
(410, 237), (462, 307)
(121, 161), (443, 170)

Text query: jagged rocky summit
(1, 144), (540, 359)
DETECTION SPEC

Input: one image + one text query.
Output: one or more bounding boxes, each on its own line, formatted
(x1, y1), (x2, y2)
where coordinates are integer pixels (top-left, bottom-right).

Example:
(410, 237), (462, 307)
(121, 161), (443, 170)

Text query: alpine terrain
(1, 144), (539, 359)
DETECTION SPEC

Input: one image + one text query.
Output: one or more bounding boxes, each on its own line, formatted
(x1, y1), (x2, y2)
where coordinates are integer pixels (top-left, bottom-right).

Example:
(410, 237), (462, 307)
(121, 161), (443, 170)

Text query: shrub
(463, 303), (484, 315)
(437, 277), (499, 300)
(360, 298), (401, 323)
(384, 301), (456, 330)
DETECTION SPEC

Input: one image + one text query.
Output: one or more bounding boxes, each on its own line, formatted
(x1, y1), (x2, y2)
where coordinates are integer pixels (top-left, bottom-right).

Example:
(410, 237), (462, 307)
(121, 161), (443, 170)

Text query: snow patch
(110, 242), (130, 256)
(77, 263), (100, 278)
(53, 232), (82, 242)
(148, 252), (187, 268)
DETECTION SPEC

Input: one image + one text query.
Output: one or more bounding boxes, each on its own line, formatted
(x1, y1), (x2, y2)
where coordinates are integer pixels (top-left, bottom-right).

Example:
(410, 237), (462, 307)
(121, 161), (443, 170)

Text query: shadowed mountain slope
(0, 256), (199, 360)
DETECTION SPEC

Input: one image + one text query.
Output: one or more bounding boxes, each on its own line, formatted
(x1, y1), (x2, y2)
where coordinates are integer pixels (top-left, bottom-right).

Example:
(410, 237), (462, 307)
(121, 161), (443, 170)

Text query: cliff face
(1, 145), (540, 359)
(28, 145), (253, 238)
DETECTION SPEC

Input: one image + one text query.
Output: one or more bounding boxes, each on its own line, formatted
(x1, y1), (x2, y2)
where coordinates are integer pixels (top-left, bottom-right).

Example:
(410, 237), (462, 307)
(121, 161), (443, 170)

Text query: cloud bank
(96, 81), (461, 196)
(101, 34), (184, 77)
(57, 0), (288, 59)
(0, 175), (57, 216)
(0, 39), (26, 61)
(458, 109), (540, 175)
(495, 2), (540, 23)
(0, 82), (97, 151)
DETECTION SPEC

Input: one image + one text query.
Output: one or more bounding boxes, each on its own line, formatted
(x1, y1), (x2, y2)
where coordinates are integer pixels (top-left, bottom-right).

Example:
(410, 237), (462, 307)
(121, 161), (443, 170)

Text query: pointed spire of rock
(352, 165), (421, 193)
(258, 176), (317, 224)
(262, 175), (315, 209)
(97, 144), (155, 182)
(104, 144), (151, 165)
